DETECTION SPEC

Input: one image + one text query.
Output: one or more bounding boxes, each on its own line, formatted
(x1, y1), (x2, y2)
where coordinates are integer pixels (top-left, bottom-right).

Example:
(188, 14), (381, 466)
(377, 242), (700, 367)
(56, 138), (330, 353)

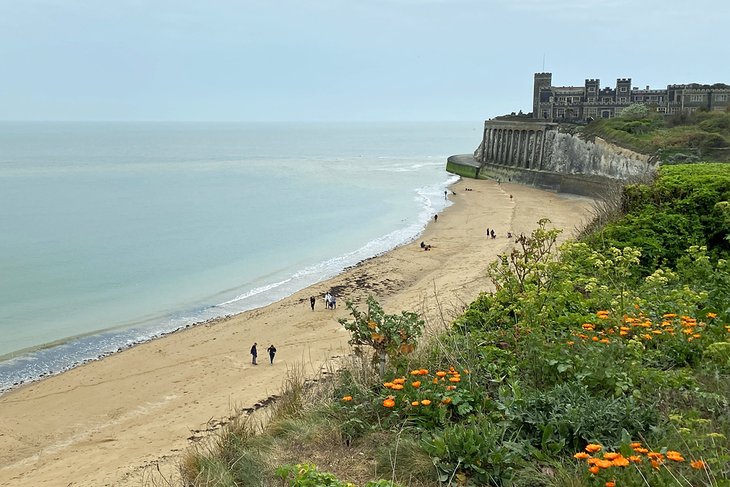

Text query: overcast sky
(1, 0), (727, 122)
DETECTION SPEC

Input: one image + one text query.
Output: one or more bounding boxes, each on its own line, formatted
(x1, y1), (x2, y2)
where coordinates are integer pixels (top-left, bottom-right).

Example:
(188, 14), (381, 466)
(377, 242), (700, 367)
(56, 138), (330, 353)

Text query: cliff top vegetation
(579, 106), (730, 163)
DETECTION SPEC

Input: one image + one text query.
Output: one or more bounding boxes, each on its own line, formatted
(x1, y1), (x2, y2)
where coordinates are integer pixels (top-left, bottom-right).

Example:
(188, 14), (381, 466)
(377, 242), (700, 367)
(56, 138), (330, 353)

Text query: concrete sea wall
(447, 120), (658, 197)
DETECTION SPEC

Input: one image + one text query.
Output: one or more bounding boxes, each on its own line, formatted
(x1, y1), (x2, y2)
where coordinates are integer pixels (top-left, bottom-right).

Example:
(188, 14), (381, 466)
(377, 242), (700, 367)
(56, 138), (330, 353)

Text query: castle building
(533, 73), (730, 121)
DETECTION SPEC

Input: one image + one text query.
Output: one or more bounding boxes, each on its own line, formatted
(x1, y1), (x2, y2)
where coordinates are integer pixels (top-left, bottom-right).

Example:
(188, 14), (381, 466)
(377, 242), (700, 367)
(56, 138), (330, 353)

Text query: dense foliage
(182, 163), (730, 486)
(579, 110), (730, 162)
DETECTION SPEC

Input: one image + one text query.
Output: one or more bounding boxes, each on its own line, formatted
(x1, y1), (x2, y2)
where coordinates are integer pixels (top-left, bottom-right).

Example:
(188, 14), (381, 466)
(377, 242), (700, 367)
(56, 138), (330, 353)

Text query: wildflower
(342, 395), (353, 402)
(420, 399), (431, 406)
(383, 397), (395, 408)
(652, 330), (662, 335)
(446, 385), (457, 391)
(647, 452), (663, 459)
(449, 377), (461, 383)
(633, 447), (649, 454)
(606, 482), (616, 487)
(707, 312), (717, 319)
(693, 333), (701, 339)
(393, 378), (406, 385)
(411, 401), (420, 407)
(663, 313), (677, 319)
(599, 338), (610, 344)
(589, 466), (600, 475)
(411, 381), (421, 388)
(666, 451), (685, 462)
(441, 397), (452, 404)
(603, 452), (620, 461)
(628, 455), (642, 463)
(432, 378), (439, 384)
(585, 444), (602, 453)
(574, 452), (590, 460)
(592, 336), (599, 342)
(650, 459), (661, 470)
(419, 368), (429, 375)
(596, 459), (613, 469)
(690, 459), (706, 470)
(612, 456), (629, 467)
(582, 323), (595, 330)
(410, 369), (422, 376)
(567, 341), (575, 345)
(383, 382), (394, 389)
(391, 384), (404, 390)
(436, 371), (447, 378)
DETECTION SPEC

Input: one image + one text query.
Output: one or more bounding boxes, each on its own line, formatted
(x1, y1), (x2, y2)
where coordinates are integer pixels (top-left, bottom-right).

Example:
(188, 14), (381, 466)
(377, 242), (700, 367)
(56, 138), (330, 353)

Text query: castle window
(588, 87), (596, 93)
(619, 97), (627, 103)
(690, 94), (704, 102)
(715, 94), (728, 102)
(620, 87), (627, 92)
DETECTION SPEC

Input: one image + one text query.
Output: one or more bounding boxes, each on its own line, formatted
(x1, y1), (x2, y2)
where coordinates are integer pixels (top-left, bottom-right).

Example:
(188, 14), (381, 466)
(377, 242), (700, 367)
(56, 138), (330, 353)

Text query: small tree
(620, 103), (649, 120)
(339, 296), (424, 375)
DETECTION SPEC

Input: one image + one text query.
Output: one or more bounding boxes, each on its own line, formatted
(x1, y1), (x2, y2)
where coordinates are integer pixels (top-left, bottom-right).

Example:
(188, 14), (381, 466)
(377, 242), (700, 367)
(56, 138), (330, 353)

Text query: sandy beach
(0, 178), (594, 486)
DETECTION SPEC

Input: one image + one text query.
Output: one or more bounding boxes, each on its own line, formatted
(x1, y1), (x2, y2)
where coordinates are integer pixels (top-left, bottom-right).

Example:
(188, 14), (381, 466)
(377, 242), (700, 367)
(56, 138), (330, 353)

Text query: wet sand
(0, 179), (594, 486)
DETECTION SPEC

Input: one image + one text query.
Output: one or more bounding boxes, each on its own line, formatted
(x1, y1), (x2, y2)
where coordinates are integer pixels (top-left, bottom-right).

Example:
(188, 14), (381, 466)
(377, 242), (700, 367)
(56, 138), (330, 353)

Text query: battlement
(617, 78), (631, 83)
(585, 79), (599, 83)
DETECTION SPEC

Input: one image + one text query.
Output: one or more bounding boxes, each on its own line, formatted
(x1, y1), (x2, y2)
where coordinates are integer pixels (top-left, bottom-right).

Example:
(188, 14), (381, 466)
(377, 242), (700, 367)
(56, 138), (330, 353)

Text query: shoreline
(0, 179), (595, 486)
(0, 176), (457, 394)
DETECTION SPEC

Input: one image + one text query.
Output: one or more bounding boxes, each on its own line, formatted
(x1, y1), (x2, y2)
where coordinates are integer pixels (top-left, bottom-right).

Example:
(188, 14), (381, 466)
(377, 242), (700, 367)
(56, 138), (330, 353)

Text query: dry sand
(0, 179), (594, 486)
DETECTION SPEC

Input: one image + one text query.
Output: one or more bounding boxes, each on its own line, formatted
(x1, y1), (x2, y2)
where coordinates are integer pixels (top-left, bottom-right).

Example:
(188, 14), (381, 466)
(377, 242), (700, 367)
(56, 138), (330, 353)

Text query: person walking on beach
(325, 291), (332, 309)
(331, 294), (336, 309)
(310, 296), (315, 311)
(444, 190), (447, 200)
(250, 342), (258, 365)
(267, 344), (277, 365)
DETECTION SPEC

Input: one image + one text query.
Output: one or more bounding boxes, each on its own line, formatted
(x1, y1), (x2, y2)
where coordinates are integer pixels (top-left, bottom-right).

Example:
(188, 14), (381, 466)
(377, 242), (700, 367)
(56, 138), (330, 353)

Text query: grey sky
(1, 0), (727, 122)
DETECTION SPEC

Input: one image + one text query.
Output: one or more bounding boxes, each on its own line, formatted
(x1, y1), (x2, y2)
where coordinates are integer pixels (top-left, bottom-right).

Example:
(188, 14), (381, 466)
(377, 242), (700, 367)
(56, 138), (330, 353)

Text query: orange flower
(690, 459), (706, 470)
(419, 368), (429, 375)
(383, 397), (395, 408)
(628, 455), (642, 463)
(585, 444), (602, 453)
(592, 336), (599, 342)
(574, 452), (590, 460)
(589, 465), (600, 474)
(432, 378), (439, 384)
(410, 369), (422, 376)
(383, 382), (394, 389)
(449, 377), (461, 383)
(342, 395), (353, 402)
(411, 381), (421, 388)
(647, 452), (664, 460)
(707, 312), (717, 319)
(596, 459), (613, 469)
(566, 341), (575, 345)
(633, 447), (649, 454)
(420, 399), (431, 406)
(446, 385), (457, 391)
(666, 451), (685, 462)
(411, 401), (420, 407)
(582, 323), (595, 330)
(612, 456), (629, 467)
(441, 397), (452, 404)
(393, 378), (406, 385)
(605, 482), (616, 487)
(599, 338), (610, 344)
(603, 452), (620, 461)
(436, 371), (447, 378)
(391, 384), (404, 390)
(650, 459), (661, 470)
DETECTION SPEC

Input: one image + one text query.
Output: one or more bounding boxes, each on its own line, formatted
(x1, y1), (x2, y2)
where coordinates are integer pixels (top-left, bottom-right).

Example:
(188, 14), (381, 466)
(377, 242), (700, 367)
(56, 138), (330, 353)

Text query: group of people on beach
(310, 292), (336, 310)
(250, 342), (277, 365)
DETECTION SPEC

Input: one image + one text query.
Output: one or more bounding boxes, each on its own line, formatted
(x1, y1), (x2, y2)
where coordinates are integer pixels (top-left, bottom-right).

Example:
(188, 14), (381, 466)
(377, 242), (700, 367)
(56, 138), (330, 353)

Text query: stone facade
(533, 72), (730, 121)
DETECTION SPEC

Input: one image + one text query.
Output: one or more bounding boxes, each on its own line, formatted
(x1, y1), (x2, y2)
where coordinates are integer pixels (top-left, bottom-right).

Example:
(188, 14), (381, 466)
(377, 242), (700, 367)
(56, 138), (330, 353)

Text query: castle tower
(533, 73), (552, 118)
(616, 78), (632, 104)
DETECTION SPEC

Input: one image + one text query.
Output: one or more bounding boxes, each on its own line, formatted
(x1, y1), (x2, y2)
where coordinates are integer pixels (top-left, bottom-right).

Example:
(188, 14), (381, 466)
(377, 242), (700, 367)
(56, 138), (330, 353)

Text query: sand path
(0, 179), (594, 486)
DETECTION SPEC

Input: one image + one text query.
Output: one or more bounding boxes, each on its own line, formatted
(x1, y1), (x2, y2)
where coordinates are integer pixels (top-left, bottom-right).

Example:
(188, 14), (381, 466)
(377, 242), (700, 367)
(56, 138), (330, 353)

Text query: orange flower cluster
(569, 310), (723, 346)
(574, 441), (707, 483)
(377, 366), (466, 412)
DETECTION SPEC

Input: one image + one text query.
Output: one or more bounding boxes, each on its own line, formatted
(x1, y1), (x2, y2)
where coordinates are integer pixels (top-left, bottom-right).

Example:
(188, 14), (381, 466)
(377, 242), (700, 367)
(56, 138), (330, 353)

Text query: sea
(0, 121), (480, 392)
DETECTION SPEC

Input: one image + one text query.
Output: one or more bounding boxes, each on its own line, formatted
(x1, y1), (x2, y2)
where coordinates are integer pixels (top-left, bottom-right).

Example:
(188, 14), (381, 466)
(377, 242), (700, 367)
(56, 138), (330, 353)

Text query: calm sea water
(0, 121), (479, 390)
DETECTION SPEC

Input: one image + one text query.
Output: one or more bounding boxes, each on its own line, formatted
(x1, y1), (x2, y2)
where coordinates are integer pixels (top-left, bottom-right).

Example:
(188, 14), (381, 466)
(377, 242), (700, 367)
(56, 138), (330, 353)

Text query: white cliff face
(543, 131), (656, 179)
